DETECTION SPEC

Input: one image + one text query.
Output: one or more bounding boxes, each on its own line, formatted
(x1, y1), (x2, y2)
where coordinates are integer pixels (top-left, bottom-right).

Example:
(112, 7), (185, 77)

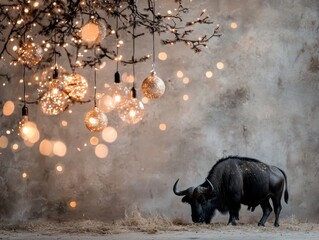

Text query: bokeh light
(56, 164), (63, 172)
(102, 127), (118, 143)
(159, 123), (167, 131)
(206, 71), (213, 78)
(61, 120), (68, 127)
(39, 139), (53, 156)
(182, 77), (190, 84)
(230, 22), (238, 29)
(12, 143), (19, 151)
(158, 52), (168, 61)
(22, 172), (27, 178)
(216, 62), (224, 69)
(2, 101), (15, 116)
(69, 201), (77, 208)
(90, 136), (99, 145)
(141, 97), (149, 104)
(176, 71), (184, 78)
(53, 141), (67, 157)
(95, 144), (109, 158)
(0, 135), (9, 148)
(183, 94), (189, 101)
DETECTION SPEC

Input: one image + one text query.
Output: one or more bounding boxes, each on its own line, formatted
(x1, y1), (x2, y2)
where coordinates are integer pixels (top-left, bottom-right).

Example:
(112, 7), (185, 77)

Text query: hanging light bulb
(85, 106), (108, 132)
(141, 70), (165, 99)
(18, 41), (43, 67)
(107, 72), (130, 109)
(85, 49), (108, 132)
(81, 19), (107, 44)
(19, 66), (40, 143)
(141, 0), (165, 99)
(40, 67), (69, 115)
(63, 73), (88, 101)
(118, 87), (144, 124)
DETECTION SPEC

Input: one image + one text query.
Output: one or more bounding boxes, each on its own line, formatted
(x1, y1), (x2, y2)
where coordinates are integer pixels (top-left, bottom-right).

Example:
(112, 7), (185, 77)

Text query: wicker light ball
(63, 73), (88, 101)
(18, 41), (43, 67)
(85, 107), (108, 132)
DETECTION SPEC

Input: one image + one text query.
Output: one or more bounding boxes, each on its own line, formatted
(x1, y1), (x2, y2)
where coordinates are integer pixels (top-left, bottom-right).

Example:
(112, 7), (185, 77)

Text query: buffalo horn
(205, 178), (214, 191)
(173, 179), (194, 196)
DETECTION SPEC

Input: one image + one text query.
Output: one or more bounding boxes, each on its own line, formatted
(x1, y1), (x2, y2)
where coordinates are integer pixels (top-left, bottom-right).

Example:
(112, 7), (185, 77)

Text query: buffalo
(173, 156), (288, 227)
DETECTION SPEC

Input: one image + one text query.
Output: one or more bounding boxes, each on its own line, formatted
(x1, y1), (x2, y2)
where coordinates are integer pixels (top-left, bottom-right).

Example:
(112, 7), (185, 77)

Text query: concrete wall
(0, 0), (318, 223)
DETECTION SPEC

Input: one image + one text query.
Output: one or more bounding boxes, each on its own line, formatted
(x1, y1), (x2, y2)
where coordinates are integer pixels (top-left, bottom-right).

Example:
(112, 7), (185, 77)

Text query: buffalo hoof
(258, 222), (265, 227)
(228, 221), (237, 226)
(274, 223), (279, 227)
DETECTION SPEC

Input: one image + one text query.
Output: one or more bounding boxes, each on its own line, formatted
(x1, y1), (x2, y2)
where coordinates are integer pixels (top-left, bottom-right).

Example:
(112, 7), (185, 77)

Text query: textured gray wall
(0, 0), (319, 223)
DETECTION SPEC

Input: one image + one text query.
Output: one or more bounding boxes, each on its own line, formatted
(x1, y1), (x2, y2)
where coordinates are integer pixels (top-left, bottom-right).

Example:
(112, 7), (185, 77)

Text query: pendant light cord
(132, 9), (136, 89)
(152, 0), (156, 71)
(94, 48), (97, 107)
(23, 65), (26, 106)
(116, 4), (119, 72)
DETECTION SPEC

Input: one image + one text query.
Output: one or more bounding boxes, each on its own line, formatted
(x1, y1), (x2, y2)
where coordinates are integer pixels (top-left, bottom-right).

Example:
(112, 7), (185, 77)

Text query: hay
(0, 210), (318, 235)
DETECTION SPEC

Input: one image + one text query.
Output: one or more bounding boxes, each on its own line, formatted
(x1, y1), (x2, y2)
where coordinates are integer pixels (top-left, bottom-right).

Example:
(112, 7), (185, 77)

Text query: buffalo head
(173, 178), (217, 224)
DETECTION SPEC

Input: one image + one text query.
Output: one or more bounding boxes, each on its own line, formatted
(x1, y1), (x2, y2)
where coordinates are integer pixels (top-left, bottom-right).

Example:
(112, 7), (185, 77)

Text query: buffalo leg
(228, 205), (240, 226)
(258, 199), (272, 226)
(271, 196), (282, 227)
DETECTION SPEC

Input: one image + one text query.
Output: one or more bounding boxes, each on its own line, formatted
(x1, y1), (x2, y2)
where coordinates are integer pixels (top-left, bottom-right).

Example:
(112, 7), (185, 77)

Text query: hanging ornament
(81, 19), (107, 44)
(141, 0), (165, 100)
(63, 73), (88, 101)
(40, 66), (69, 115)
(85, 106), (108, 132)
(18, 41), (43, 67)
(141, 70), (165, 99)
(118, 87), (144, 124)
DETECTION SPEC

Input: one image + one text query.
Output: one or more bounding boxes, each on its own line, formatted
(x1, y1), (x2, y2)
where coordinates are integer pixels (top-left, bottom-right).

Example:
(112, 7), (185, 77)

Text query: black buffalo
(173, 156), (288, 227)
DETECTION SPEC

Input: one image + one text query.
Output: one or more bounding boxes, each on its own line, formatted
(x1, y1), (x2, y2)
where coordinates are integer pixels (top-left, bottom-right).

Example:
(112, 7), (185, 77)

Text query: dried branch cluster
(0, 0), (221, 70)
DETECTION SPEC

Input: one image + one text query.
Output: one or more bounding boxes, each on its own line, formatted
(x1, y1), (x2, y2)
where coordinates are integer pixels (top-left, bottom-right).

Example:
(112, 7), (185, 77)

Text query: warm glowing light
(176, 71), (184, 78)
(118, 98), (144, 124)
(85, 107), (108, 132)
(182, 77), (190, 84)
(0, 135), (9, 148)
(22, 172), (27, 178)
(159, 123), (167, 131)
(158, 52), (168, 61)
(56, 165), (63, 172)
(40, 85), (69, 115)
(63, 73), (88, 101)
(61, 120), (68, 127)
(230, 22), (238, 29)
(90, 136), (99, 145)
(53, 141), (67, 157)
(141, 97), (149, 104)
(18, 41), (43, 67)
(81, 20), (107, 44)
(102, 127), (118, 143)
(12, 143), (19, 150)
(98, 94), (115, 113)
(206, 71), (213, 78)
(95, 144), (109, 158)
(216, 62), (224, 69)
(183, 94), (189, 101)
(104, 83), (129, 109)
(39, 139), (53, 156)
(69, 201), (77, 208)
(2, 101), (15, 116)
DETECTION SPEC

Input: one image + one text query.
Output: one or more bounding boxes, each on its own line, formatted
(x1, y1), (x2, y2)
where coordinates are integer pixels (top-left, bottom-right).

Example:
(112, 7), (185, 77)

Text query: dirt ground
(1, 211), (318, 240)
(1, 229), (319, 240)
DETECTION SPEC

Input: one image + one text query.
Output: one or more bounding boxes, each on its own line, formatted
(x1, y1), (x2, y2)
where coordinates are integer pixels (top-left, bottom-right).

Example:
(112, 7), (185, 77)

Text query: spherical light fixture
(18, 106), (39, 142)
(40, 80), (69, 115)
(81, 20), (107, 44)
(63, 73), (88, 101)
(141, 71), (165, 99)
(18, 41), (43, 67)
(85, 107), (108, 132)
(118, 87), (144, 124)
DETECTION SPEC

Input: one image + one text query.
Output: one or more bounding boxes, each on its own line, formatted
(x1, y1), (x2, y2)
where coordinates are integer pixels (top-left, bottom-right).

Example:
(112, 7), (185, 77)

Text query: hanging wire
(23, 65), (26, 107)
(152, 0), (156, 71)
(116, 4), (119, 72)
(93, 48), (97, 107)
(132, 10), (136, 89)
